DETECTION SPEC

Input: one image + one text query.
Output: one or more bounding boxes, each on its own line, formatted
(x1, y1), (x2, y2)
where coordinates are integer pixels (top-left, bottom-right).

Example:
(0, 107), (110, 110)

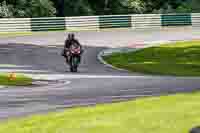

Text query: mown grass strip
(104, 40), (200, 76)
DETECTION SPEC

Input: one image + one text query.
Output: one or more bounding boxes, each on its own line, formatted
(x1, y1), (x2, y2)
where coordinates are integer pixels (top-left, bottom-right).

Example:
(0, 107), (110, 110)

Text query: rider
(62, 33), (82, 63)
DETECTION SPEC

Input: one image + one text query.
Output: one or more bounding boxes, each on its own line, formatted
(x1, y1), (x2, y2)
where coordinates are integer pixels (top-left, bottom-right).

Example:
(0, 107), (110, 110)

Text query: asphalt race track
(0, 28), (200, 120)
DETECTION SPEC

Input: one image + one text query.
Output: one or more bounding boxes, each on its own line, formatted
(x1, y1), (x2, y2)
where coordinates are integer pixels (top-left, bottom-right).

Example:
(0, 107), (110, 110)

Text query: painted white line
(30, 80), (72, 91)
(48, 81), (72, 90)
(24, 74), (200, 80)
(62, 80), (71, 85)
(32, 81), (49, 85)
(50, 80), (71, 87)
(26, 74), (151, 80)
(66, 75), (149, 79)
(97, 50), (129, 72)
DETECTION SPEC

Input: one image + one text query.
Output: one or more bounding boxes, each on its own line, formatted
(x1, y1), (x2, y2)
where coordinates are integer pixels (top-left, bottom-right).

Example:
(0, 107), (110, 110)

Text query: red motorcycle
(65, 45), (82, 72)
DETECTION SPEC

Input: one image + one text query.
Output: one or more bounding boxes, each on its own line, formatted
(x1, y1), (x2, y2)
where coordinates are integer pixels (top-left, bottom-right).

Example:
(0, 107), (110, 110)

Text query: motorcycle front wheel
(70, 56), (79, 72)
(70, 66), (77, 72)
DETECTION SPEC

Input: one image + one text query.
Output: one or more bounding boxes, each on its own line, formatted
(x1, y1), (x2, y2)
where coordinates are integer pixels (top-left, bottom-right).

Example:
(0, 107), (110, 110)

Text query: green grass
(0, 73), (32, 86)
(0, 30), (63, 38)
(0, 92), (200, 133)
(104, 40), (200, 76)
(0, 32), (33, 37)
(0, 29), (92, 38)
(0, 28), (130, 38)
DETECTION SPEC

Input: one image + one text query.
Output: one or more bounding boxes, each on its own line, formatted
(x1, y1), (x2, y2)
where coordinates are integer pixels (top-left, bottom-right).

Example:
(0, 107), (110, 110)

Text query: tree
(176, 1), (192, 13)
(0, 1), (13, 18)
(0, 0), (56, 17)
(141, 0), (189, 13)
(190, 0), (200, 13)
(63, 0), (93, 16)
(28, 0), (56, 17)
(0, 0), (196, 17)
(121, 0), (147, 14)
(51, 0), (64, 17)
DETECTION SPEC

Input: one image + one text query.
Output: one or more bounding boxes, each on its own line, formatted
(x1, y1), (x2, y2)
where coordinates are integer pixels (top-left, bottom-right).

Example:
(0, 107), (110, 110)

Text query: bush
(0, 0), (56, 18)
(29, 0), (56, 17)
(0, 1), (14, 18)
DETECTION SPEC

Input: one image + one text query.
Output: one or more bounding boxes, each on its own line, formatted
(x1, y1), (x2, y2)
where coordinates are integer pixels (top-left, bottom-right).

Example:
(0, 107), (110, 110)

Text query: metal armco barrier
(192, 13), (200, 27)
(0, 13), (197, 32)
(132, 14), (161, 29)
(31, 17), (66, 31)
(99, 15), (131, 29)
(0, 18), (31, 32)
(65, 16), (99, 31)
(161, 14), (192, 26)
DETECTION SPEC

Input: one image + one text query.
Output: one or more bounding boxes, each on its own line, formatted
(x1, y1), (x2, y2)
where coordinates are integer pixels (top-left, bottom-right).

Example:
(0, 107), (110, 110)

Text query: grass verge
(0, 28), (130, 38)
(0, 92), (200, 133)
(104, 40), (200, 76)
(0, 32), (33, 37)
(0, 73), (32, 86)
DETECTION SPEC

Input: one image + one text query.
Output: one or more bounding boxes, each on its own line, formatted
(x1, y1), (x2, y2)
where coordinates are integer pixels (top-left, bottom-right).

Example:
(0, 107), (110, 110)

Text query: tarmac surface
(0, 28), (200, 120)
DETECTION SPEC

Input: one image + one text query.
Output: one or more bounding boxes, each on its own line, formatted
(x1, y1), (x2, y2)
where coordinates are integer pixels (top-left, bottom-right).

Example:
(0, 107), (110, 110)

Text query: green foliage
(122, 0), (147, 13)
(0, 0), (56, 17)
(29, 0), (56, 17)
(176, 2), (192, 13)
(0, 1), (13, 18)
(190, 0), (200, 13)
(0, 0), (196, 17)
(63, 0), (93, 16)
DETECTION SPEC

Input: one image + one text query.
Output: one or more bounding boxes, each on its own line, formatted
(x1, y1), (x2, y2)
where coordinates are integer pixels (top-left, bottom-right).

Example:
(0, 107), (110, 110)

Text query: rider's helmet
(71, 33), (75, 40)
(67, 33), (71, 40)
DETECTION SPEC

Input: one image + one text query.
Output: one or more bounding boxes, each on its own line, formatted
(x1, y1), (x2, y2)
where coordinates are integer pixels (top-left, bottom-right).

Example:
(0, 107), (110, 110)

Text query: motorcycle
(64, 45), (82, 72)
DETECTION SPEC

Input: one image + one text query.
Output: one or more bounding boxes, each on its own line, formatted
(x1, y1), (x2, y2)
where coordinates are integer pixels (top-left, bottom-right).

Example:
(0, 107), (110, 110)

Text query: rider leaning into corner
(62, 33), (83, 64)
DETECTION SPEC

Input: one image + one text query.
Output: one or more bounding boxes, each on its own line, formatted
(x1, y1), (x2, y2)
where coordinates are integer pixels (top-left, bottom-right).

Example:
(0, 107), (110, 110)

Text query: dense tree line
(0, 0), (197, 18)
